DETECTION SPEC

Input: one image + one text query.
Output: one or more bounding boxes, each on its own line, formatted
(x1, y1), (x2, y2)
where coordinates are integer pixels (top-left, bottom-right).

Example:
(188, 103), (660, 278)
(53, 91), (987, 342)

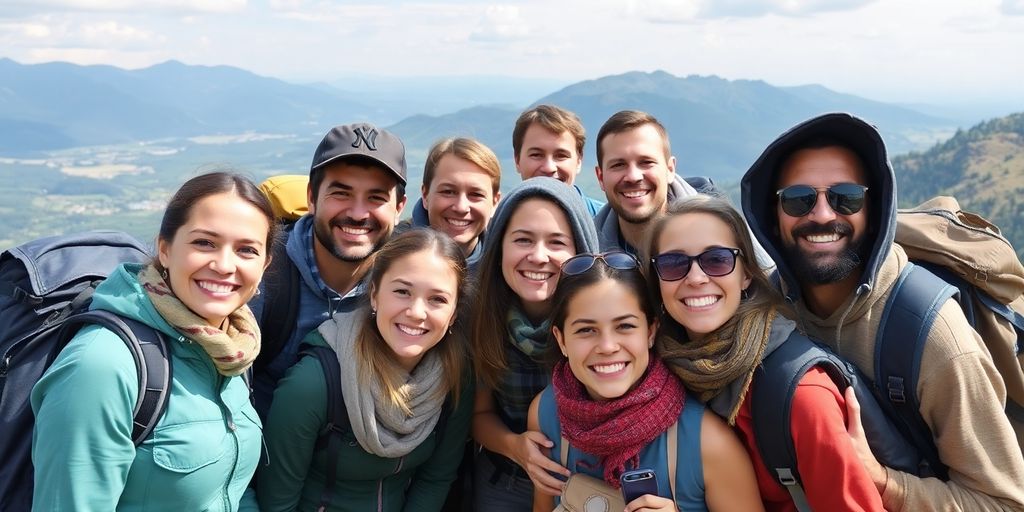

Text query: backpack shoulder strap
(875, 262), (952, 479)
(256, 236), (301, 373)
(751, 332), (837, 512)
(667, 421), (677, 502)
(303, 344), (345, 511)
(57, 310), (171, 445)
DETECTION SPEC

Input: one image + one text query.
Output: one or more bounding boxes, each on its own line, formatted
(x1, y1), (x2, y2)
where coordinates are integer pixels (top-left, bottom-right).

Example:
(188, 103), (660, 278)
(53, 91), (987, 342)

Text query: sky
(1, 0), (1023, 109)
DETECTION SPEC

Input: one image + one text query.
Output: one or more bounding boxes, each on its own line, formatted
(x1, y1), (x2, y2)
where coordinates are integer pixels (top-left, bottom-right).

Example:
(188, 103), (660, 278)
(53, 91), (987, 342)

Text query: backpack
(300, 345), (451, 511)
(253, 175), (305, 377)
(750, 331), (929, 511)
(878, 196), (1024, 478)
(0, 231), (171, 511)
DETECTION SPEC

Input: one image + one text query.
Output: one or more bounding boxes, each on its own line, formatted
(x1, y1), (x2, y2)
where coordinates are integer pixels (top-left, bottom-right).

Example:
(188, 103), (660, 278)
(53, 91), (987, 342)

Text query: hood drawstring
(833, 283), (872, 354)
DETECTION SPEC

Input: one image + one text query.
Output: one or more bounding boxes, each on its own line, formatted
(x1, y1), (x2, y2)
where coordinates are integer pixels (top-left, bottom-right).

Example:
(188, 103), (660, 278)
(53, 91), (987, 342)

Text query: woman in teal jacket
(31, 172), (277, 511)
(257, 228), (474, 512)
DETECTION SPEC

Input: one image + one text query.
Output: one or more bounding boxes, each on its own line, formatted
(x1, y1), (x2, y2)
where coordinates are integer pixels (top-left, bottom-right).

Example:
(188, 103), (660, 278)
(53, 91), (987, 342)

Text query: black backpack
(751, 331), (929, 511)
(0, 231), (171, 511)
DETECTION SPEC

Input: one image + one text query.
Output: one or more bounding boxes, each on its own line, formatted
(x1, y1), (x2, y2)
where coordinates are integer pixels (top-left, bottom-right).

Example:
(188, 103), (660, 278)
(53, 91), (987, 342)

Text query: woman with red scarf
(527, 251), (762, 512)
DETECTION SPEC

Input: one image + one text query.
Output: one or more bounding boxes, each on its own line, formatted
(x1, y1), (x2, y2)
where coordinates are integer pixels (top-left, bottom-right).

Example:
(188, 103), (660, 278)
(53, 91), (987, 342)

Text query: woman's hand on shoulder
(624, 493), (677, 512)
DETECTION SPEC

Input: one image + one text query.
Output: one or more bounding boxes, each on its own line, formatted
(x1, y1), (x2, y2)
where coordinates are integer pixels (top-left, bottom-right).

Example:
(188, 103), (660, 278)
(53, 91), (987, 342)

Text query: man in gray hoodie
(592, 110), (699, 254)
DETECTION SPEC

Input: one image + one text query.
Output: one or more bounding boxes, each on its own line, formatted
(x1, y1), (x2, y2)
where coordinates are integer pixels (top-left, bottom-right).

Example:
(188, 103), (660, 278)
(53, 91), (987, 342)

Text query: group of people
(28, 104), (1024, 511)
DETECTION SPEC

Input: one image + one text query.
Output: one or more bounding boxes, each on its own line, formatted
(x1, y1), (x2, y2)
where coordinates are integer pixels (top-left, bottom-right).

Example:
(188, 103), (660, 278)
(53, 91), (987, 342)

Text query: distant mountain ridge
(0, 58), (377, 153)
(893, 112), (1024, 259)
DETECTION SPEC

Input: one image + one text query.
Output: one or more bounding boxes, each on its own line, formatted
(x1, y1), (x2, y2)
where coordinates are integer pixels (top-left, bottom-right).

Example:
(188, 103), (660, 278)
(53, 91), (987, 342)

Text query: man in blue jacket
(250, 122), (407, 416)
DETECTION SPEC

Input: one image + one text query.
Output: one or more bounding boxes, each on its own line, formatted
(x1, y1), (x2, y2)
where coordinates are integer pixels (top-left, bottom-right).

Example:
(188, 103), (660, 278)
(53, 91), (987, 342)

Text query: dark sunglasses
(561, 251), (640, 276)
(776, 183), (868, 217)
(651, 247), (741, 282)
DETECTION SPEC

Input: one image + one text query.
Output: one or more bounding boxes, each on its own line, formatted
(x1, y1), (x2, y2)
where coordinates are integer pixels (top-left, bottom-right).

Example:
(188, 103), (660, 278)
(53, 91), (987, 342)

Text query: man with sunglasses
(741, 112), (1024, 511)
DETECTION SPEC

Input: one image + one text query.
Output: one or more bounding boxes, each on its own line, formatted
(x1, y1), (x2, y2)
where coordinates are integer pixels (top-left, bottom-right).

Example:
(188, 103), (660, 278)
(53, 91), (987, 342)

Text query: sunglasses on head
(651, 247), (741, 282)
(561, 251), (640, 276)
(776, 183), (868, 217)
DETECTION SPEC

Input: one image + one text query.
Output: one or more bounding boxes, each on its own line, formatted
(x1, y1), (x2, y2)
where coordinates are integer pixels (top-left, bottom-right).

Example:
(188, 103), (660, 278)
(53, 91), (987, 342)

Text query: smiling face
(656, 212), (751, 340)
(553, 278), (655, 401)
(596, 124), (676, 225)
(422, 153), (500, 254)
(514, 123), (583, 184)
(370, 248), (459, 372)
(500, 198), (576, 321)
(776, 145), (870, 285)
(309, 161), (406, 264)
(157, 191), (271, 328)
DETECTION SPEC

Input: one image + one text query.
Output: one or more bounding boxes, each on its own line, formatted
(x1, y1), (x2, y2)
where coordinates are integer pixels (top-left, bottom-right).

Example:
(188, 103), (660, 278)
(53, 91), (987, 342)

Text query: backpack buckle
(888, 376), (906, 403)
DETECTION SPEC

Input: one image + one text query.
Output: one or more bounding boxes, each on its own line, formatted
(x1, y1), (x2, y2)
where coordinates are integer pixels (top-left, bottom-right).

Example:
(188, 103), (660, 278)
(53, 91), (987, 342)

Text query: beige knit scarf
(658, 305), (776, 424)
(139, 264), (260, 376)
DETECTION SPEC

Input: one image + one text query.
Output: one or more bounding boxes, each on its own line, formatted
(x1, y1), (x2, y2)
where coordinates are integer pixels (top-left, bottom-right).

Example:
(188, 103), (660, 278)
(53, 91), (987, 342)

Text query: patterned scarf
(553, 356), (685, 488)
(139, 264), (260, 376)
(506, 307), (551, 356)
(658, 305), (776, 424)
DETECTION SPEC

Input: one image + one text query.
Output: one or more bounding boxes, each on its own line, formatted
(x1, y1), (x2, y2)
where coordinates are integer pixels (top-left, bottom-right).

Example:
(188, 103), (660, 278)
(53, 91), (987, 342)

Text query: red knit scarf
(552, 356), (685, 488)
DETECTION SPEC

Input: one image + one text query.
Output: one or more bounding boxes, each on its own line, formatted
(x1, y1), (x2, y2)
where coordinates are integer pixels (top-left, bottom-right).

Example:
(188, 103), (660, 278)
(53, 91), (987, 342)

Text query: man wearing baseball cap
(250, 122), (408, 416)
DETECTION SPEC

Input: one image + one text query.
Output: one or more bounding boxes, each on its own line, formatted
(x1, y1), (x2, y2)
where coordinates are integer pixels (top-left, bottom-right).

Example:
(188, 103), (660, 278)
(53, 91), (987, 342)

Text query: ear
(420, 184), (429, 207)
(648, 317), (659, 349)
(157, 237), (170, 270)
(741, 266), (753, 291)
(307, 182), (316, 213)
(395, 194), (408, 216)
(595, 165), (606, 192)
(666, 155), (677, 177)
(369, 285), (378, 312)
(552, 325), (568, 358)
(492, 190), (501, 207)
(263, 252), (273, 271)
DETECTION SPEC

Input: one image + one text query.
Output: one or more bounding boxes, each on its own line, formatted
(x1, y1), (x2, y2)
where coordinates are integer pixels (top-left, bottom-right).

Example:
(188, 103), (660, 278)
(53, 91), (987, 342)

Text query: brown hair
(644, 195), (781, 341)
(422, 137), (502, 194)
(156, 171), (279, 266)
(595, 110), (671, 167)
(357, 229), (470, 412)
(512, 104), (586, 160)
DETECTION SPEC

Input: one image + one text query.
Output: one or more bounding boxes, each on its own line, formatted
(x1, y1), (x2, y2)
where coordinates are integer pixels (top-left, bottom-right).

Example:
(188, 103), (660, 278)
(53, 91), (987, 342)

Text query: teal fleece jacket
(30, 263), (261, 511)
(256, 330), (474, 512)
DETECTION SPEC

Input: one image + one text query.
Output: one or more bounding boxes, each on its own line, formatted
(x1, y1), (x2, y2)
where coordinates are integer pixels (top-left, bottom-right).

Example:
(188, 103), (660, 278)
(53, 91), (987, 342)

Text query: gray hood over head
(740, 112), (897, 304)
(483, 177), (600, 258)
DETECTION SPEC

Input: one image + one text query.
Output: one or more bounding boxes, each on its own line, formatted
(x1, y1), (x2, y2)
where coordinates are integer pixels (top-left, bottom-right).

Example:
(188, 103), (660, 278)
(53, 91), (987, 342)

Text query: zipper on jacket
(376, 456), (405, 512)
(216, 374), (241, 510)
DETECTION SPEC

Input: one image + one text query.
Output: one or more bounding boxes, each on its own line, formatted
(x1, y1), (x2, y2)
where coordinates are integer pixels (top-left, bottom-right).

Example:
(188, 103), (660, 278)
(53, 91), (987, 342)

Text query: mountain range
(2, 58), (956, 186)
(1, 58), (1020, 258)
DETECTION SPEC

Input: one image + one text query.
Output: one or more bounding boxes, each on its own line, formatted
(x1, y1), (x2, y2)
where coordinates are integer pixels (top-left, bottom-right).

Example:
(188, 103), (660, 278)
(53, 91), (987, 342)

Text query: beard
(782, 221), (866, 284)
(313, 215), (390, 263)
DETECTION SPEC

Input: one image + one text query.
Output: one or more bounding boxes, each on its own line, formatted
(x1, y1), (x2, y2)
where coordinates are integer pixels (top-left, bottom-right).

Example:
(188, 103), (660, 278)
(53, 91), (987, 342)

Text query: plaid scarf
(553, 356), (685, 488)
(139, 264), (260, 376)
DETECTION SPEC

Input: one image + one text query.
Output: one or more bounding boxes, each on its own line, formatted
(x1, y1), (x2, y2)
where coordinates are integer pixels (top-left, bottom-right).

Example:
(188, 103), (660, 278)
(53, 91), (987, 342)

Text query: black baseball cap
(310, 123), (407, 185)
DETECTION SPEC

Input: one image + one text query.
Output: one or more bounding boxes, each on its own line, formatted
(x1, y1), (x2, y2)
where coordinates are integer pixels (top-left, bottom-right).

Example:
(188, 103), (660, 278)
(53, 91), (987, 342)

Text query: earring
(741, 288), (750, 301)
(370, 308), (377, 319)
(255, 288), (262, 296)
(160, 268), (169, 281)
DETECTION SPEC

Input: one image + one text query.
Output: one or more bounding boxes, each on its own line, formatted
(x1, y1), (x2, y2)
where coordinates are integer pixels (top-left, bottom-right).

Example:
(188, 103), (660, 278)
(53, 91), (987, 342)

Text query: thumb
(845, 386), (863, 435)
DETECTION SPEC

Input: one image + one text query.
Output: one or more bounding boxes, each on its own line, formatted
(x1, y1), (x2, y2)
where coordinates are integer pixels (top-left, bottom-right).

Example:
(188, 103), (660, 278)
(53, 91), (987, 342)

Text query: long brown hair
(356, 229), (470, 412)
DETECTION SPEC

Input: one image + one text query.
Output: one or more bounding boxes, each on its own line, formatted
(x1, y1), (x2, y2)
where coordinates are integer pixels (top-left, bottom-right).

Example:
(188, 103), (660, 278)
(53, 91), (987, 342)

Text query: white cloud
(80, 21), (161, 44)
(469, 5), (531, 42)
(637, 0), (874, 21)
(4, 0), (246, 15)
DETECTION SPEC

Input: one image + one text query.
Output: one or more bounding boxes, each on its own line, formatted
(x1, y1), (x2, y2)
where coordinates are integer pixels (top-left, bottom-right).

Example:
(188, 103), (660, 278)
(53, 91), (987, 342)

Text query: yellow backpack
(258, 175), (309, 222)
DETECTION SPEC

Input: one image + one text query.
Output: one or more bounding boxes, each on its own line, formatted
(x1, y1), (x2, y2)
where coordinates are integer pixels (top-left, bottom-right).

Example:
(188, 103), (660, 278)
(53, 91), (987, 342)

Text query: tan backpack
(895, 196), (1024, 452)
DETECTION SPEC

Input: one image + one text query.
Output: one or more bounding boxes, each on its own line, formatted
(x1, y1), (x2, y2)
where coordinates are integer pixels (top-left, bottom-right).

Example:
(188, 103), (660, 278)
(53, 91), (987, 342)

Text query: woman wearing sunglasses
(528, 250), (763, 512)
(645, 195), (884, 512)
(469, 177), (600, 511)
